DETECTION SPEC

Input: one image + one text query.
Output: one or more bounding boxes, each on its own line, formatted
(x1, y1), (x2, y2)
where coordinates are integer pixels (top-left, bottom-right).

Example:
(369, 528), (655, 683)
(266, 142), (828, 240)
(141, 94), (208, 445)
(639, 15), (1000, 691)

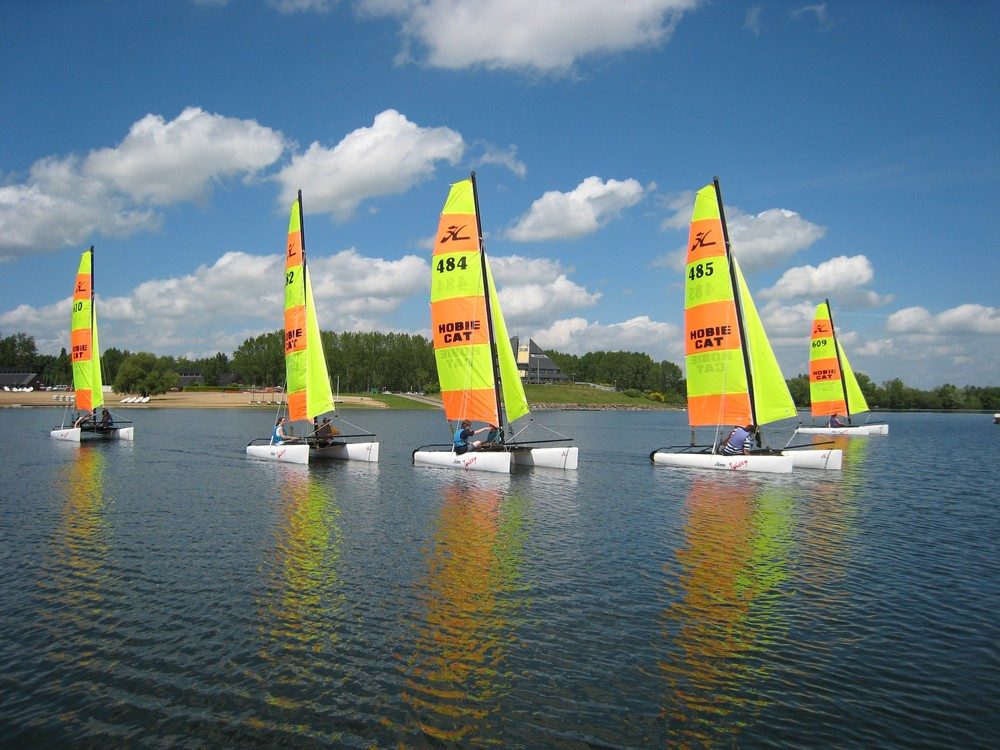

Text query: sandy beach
(0, 390), (392, 410)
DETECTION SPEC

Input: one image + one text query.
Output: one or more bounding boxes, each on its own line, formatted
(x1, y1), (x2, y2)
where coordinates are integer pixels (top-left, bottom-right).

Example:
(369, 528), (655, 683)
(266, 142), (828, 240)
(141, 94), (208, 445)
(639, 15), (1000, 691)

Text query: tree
(113, 353), (180, 397)
(786, 374), (810, 408)
(0, 332), (38, 367)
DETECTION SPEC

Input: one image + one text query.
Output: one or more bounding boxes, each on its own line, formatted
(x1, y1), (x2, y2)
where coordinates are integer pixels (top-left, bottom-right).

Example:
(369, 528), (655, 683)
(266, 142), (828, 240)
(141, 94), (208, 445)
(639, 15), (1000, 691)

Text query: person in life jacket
(721, 424), (755, 455)
(453, 420), (494, 455)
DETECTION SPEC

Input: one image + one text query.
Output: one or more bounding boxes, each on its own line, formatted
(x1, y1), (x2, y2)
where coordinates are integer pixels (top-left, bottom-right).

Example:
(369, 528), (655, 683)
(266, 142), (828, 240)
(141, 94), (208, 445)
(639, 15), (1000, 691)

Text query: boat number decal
(811, 339), (828, 348)
(285, 270), (295, 286)
(74, 301), (84, 312)
(436, 256), (469, 273)
(687, 261), (715, 281)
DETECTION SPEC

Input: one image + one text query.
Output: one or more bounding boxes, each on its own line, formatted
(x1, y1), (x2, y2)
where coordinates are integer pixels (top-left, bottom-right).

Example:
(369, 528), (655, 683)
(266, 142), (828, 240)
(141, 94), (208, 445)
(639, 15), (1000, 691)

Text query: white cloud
(0, 165), (159, 257)
(659, 201), (825, 271)
(273, 109), (464, 221)
(530, 315), (680, 360)
(0, 108), (285, 257)
(474, 143), (527, 178)
(85, 107), (287, 204)
(505, 176), (647, 242)
(745, 5), (763, 36)
(360, 0), (700, 72)
(268, 0), (332, 13)
(759, 254), (892, 307)
(887, 304), (1000, 335)
(5, 248), (431, 359)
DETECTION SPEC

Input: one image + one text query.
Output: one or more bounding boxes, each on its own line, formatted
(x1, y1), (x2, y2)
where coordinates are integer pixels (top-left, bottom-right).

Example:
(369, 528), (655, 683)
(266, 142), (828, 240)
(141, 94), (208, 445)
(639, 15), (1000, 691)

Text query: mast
(714, 178), (759, 438)
(824, 298), (852, 422)
(470, 171), (505, 431)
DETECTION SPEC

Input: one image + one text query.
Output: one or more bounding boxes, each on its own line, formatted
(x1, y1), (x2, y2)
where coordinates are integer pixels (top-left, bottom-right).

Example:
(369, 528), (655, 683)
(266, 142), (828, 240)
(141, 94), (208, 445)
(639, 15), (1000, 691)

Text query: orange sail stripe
(284, 306), (307, 354)
(431, 297), (490, 349)
(434, 213), (479, 255)
(73, 275), (91, 300)
(286, 231), (303, 268)
(811, 399), (845, 416)
(686, 218), (727, 264)
(810, 357), (840, 381)
(70, 327), (92, 364)
(287, 390), (307, 422)
(684, 300), (741, 356)
(441, 388), (497, 425)
(687, 392), (752, 427)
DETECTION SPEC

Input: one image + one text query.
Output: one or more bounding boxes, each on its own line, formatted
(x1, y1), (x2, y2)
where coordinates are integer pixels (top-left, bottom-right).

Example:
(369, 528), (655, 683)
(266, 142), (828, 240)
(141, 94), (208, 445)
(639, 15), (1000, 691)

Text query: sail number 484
(436, 256), (468, 273)
(688, 261), (714, 281)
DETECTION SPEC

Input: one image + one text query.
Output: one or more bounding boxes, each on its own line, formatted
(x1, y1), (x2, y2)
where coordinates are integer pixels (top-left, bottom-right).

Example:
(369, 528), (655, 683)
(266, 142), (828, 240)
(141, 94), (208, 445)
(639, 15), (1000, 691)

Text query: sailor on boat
(721, 425), (755, 455)
(828, 413), (845, 428)
(453, 420), (494, 455)
(272, 417), (299, 445)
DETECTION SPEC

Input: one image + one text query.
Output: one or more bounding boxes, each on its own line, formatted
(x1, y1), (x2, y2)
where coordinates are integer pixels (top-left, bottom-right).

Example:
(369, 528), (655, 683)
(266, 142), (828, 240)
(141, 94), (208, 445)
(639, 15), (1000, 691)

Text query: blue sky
(1, 0), (997, 389)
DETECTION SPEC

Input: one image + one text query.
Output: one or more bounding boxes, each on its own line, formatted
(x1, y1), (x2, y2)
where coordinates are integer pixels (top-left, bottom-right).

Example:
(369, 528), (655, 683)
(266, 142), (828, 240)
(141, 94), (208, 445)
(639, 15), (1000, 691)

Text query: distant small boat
(993, 413), (999, 424)
(246, 192), (378, 465)
(795, 299), (888, 437)
(50, 247), (134, 442)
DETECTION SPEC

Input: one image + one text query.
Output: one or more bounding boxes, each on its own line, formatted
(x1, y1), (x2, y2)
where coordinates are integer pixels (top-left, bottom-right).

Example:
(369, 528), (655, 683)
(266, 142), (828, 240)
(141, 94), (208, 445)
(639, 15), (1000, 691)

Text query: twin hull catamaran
(795, 300), (888, 437)
(411, 174), (578, 474)
(246, 192), (379, 465)
(650, 180), (840, 473)
(50, 247), (134, 443)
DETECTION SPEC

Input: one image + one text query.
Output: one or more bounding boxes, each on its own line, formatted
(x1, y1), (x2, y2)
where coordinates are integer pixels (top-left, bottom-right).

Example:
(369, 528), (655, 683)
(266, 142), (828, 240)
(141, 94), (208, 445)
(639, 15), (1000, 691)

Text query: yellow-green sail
(733, 256), (797, 426)
(284, 193), (335, 423)
(684, 181), (795, 428)
(70, 247), (104, 413)
(430, 174), (528, 426)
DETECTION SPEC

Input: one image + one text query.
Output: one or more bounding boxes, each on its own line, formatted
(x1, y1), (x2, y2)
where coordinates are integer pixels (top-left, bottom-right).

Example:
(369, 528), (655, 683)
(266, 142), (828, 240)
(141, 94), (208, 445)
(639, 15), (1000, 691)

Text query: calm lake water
(0, 407), (997, 748)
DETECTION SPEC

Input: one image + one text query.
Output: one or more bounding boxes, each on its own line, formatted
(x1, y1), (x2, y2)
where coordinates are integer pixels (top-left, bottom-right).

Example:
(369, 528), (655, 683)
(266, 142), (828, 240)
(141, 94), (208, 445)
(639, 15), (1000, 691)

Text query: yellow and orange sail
(283, 192), (335, 423)
(808, 300), (869, 419)
(683, 181), (795, 428)
(429, 175), (528, 427)
(70, 247), (104, 413)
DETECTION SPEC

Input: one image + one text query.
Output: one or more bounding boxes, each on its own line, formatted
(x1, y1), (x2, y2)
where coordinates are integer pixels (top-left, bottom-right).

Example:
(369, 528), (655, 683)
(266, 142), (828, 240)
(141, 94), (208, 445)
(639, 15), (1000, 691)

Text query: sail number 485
(688, 261), (714, 281)
(436, 256), (468, 273)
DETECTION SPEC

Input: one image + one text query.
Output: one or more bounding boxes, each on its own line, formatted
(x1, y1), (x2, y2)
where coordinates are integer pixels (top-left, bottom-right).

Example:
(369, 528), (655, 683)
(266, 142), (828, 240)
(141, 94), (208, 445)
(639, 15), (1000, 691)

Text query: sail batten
(284, 193), (335, 422)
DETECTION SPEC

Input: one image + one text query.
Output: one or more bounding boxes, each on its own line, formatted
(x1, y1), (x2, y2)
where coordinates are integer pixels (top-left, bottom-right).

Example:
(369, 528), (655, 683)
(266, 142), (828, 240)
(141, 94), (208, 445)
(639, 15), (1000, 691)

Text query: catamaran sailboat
(50, 247), (134, 442)
(650, 180), (840, 472)
(246, 192), (379, 465)
(412, 174), (578, 474)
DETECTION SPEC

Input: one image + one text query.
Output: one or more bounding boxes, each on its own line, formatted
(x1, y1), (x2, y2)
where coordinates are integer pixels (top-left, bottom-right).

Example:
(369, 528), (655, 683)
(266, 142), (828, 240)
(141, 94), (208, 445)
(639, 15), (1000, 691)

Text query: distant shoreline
(0, 390), (392, 410)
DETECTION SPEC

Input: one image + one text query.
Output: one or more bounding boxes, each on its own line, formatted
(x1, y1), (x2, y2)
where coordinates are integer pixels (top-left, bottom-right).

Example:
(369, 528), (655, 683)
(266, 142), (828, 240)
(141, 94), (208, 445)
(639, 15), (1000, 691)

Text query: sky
(1, 0), (998, 390)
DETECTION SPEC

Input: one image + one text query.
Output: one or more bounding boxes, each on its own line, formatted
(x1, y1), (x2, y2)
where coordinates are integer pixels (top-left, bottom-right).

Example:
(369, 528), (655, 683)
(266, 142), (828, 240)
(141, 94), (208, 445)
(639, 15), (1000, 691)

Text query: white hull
(510, 446), (579, 470)
(785, 448), (842, 471)
(413, 449), (512, 474)
(652, 450), (793, 474)
(50, 426), (135, 442)
(246, 443), (310, 465)
(311, 441), (380, 463)
(795, 424), (888, 436)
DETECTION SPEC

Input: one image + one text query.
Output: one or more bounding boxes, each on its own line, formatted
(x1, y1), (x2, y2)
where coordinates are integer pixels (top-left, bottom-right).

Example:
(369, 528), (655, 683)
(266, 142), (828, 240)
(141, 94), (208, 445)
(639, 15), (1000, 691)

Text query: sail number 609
(688, 261), (714, 281)
(436, 256), (468, 273)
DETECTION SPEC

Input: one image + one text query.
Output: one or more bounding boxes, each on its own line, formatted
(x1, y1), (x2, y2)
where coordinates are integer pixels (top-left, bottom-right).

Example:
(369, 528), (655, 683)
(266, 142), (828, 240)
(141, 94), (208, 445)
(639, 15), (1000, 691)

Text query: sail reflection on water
(659, 477), (793, 744)
(399, 480), (526, 744)
(253, 466), (343, 716)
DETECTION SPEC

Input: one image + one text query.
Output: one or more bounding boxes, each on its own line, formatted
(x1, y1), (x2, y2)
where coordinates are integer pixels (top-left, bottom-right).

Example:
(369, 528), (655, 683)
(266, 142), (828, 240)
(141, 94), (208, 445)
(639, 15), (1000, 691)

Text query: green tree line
(4, 330), (999, 409)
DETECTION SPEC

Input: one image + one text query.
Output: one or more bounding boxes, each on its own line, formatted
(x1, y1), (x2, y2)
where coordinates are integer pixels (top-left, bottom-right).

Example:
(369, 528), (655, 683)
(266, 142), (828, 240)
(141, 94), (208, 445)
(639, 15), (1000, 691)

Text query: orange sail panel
(70, 247), (103, 413)
(683, 185), (750, 426)
(430, 179), (500, 426)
